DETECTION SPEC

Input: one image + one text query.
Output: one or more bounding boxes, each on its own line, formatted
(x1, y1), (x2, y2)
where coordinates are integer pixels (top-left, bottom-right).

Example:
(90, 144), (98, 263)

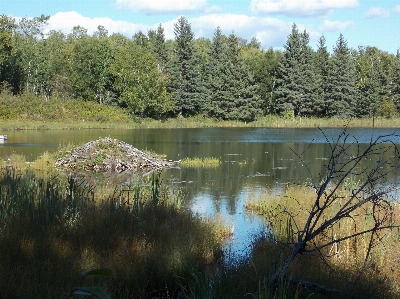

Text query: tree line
(1, 15), (400, 121)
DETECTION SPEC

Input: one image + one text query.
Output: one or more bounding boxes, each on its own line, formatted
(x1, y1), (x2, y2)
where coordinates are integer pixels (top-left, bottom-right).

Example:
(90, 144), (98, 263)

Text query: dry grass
(1, 115), (400, 131)
(245, 184), (400, 298)
(0, 166), (229, 298)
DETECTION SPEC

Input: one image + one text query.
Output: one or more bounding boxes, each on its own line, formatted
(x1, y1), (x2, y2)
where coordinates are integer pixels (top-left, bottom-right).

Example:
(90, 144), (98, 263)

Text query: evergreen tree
(148, 24), (168, 73)
(166, 16), (203, 116)
(390, 50), (400, 112)
(274, 24), (317, 117)
(325, 34), (359, 117)
(242, 47), (282, 115)
(132, 31), (149, 48)
(314, 35), (330, 116)
(357, 50), (389, 116)
(207, 30), (261, 121)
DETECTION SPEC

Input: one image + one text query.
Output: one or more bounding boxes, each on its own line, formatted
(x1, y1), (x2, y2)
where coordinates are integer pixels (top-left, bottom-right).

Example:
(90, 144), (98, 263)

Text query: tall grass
(0, 167), (229, 298)
(245, 184), (400, 298)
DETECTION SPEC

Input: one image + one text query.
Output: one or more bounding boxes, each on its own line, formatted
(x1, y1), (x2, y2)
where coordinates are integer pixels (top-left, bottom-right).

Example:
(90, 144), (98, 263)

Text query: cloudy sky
(1, 0), (400, 54)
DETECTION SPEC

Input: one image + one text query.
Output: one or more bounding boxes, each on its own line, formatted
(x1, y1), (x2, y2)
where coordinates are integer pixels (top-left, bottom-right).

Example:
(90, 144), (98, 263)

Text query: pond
(1, 127), (400, 258)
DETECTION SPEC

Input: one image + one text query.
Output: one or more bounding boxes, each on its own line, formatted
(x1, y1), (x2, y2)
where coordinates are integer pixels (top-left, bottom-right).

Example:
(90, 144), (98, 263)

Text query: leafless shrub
(270, 127), (400, 295)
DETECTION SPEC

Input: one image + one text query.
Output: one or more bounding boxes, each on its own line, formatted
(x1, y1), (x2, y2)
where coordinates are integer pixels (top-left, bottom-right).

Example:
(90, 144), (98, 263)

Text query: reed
(180, 157), (222, 168)
(2, 115), (400, 131)
(0, 167), (228, 298)
(245, 184), (400, 298)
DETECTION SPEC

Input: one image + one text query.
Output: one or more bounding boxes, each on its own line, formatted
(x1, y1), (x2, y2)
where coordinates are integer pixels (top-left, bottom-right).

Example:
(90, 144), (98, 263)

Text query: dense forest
(1, 14), (400, 122)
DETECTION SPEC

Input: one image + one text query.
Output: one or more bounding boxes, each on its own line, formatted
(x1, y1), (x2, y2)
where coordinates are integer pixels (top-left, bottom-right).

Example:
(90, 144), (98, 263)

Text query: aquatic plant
(0, 167), (227, 298)
(180, 157), (222, 168)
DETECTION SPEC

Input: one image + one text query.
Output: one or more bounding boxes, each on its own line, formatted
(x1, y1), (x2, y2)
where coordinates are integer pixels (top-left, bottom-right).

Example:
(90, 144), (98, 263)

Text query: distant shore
(0, 115), (396, 131)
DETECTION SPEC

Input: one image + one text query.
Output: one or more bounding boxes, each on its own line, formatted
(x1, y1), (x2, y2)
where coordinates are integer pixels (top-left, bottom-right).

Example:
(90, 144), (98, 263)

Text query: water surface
(1, 127), (399, 257)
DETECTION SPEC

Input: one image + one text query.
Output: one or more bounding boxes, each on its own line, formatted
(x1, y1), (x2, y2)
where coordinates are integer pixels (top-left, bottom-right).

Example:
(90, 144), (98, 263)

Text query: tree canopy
(0, 15), (399, 121)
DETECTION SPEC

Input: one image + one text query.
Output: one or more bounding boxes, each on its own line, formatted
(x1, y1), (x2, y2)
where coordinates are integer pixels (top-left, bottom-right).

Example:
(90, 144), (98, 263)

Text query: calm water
(1, 127), (400, 257)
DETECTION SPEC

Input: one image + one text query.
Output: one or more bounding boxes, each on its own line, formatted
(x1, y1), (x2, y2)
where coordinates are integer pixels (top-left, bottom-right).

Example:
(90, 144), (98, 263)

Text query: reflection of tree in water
(165, 141), (400, 215)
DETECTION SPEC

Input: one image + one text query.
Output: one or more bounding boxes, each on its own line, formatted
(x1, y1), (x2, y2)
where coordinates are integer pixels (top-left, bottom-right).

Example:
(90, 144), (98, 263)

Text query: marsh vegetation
(1, 129), (400, 298)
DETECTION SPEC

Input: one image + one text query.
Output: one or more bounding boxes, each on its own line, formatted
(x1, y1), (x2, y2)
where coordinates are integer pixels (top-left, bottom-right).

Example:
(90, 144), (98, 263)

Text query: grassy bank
(1, 115), (398, 130)
(1, 93), (400, 130)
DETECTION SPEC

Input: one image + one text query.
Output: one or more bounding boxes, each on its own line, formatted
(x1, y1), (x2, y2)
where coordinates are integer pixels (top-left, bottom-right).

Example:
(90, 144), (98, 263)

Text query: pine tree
(207, 30), (261, 121)
(149, 24), (168, 73)
(314, 35), (330, 116)
(389, 50), (400, 112)
(358, 50), (389, 116)
(325, 34), (359, 117)
(166, 16), (203, 116)
(274, 24), (317, 117)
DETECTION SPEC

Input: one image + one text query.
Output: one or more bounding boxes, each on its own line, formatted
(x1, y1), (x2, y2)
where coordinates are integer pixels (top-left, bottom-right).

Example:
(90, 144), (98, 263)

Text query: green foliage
(166, 16), (203, 116)
(242, 47), (282, 115)
(0, 93), (130, 121)
(109, 39), (173, 118)
(148, 24), (168, 73)
(68, 33), (113, 103)
(314, 35), (330, 116)
(325, 34), (359, 117)
(0, 15), (15, 84)
(206, 29), (262, 121)
(390, 50), (400, 111)
(0, 14), (399, 122)
(355, 47), (391, 116)
(377, 98), (397, 118)
(274, 24), (318, 117)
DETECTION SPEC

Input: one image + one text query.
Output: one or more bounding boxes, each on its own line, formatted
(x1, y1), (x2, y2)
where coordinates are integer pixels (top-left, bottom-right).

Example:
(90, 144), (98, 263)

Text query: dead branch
(270, 128), (400, 293)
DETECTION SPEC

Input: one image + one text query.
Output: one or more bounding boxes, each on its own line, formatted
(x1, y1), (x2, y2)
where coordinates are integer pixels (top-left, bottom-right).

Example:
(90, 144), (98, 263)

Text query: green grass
(1, 93), (400, 130)
(180, 157), (222, 168)
(2, 115), (398, 130)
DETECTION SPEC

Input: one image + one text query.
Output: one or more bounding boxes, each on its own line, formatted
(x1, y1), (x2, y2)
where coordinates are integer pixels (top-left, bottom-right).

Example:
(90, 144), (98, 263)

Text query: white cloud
(188, 14), (294, 48)
(44, 11), (321, 49)
(365, 7), (390, 18)
(187, 14), (323, 49)
(46, 11), (148, 37)
(115, 0), (207, 14)
(395, 5), (400, 13)
(204, 5), (223, 14)
(249, 0), (359, 17)
(319, 20), (354, 32)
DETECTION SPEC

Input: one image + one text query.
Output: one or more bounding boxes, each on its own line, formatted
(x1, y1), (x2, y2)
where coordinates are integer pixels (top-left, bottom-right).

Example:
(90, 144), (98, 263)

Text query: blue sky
(1, 0), (400, 54)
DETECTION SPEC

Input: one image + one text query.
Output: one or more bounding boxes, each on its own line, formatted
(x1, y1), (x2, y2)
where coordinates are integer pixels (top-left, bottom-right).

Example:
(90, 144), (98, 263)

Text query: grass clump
(180, 157), (222, 168)
(245, 184), (400, 299)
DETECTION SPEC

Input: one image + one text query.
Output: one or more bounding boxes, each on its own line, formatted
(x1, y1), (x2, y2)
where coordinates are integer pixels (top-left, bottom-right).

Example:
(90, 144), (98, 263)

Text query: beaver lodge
(55, 137), (179, 174)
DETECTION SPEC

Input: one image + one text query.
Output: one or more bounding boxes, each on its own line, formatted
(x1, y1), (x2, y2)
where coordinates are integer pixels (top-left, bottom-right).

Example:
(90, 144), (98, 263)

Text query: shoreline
(0, 115), (397, 131)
